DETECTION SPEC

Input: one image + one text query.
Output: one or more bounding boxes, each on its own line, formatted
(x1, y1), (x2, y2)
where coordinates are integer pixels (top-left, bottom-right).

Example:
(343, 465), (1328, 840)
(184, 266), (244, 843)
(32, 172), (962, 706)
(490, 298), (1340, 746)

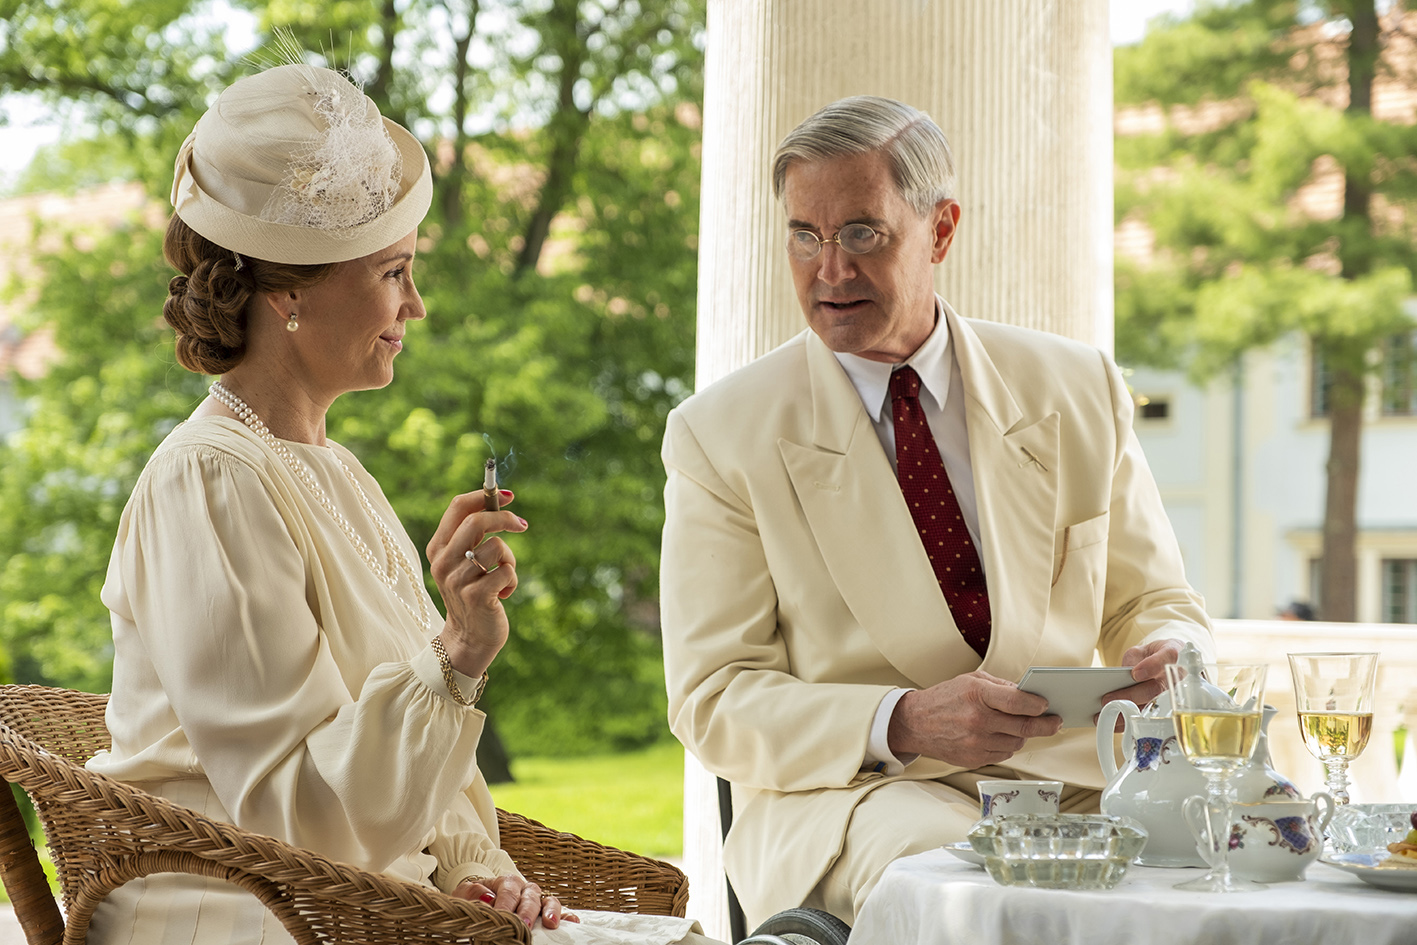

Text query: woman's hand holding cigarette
(426, 487), (527, 679)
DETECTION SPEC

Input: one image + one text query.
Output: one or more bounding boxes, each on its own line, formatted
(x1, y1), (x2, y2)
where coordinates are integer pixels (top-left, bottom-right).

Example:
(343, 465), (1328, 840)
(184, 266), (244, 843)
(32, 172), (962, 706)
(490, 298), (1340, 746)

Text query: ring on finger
(464, 549), (492, 573)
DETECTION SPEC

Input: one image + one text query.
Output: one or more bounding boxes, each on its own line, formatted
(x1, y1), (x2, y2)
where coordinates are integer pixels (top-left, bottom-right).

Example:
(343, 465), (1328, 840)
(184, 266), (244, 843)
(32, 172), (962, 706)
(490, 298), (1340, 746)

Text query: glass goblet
(1287, 652), (1379, 806)
(1165, 661), (1268, 893)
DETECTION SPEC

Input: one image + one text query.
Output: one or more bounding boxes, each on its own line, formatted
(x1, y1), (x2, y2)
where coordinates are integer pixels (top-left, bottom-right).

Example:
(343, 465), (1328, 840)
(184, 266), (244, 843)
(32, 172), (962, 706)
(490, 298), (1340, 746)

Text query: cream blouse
(85, 417), (518, 943)
(87, 418), (709, 945)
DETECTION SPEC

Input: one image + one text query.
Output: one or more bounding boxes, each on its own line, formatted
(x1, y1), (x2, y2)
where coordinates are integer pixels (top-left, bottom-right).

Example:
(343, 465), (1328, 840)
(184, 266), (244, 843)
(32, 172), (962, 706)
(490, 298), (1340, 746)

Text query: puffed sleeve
(98, 443), (495, 876)
(427, 782), (519, 892)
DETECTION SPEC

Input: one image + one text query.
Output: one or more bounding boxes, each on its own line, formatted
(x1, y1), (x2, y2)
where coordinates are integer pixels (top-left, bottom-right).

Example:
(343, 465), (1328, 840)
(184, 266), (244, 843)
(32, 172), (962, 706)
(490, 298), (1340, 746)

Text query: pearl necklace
(208, 381), (432, 633)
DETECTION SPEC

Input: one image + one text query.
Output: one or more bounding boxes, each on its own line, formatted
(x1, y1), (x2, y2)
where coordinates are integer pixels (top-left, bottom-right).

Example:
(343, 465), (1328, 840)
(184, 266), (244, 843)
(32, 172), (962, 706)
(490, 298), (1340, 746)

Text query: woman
(85, 61), (713, 945)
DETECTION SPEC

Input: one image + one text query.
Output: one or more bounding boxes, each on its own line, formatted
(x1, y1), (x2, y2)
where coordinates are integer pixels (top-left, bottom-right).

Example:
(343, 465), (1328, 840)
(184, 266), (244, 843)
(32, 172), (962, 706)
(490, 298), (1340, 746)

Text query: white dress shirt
(832, 302), (984, 775)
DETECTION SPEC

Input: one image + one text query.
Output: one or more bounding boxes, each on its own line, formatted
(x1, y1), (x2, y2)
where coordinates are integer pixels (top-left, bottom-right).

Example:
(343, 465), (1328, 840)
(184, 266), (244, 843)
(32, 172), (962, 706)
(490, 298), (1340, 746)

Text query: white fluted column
(687, 1), (1112, 936)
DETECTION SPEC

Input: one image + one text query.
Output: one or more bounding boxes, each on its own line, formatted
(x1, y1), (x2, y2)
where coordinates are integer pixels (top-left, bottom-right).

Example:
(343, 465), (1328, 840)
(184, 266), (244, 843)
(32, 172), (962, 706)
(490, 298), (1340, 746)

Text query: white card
(1016, 667), (1139, 728)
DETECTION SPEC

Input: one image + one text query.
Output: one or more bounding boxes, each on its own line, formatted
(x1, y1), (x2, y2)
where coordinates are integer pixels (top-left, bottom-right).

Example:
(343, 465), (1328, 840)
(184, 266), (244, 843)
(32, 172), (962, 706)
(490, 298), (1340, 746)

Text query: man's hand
(1097, 639), (1187, 722)
(887, 671), (1063, 767)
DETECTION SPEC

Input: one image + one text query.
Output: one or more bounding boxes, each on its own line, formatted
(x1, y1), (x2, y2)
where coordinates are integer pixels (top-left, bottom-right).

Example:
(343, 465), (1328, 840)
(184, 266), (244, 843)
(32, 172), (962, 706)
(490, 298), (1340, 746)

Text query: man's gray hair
(771, 95), (955, 215)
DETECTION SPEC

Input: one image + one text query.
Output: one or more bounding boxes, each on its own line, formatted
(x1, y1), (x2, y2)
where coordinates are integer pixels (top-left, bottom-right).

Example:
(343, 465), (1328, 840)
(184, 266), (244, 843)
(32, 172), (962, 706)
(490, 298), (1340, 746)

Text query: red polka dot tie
(889, 367), (991, 657)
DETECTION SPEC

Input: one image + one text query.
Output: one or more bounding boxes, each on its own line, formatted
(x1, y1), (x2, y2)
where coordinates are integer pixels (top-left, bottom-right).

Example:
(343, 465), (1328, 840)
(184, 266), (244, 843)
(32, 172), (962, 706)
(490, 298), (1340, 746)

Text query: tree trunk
(440, 0), (480, 226)
(1319, 361), (1363, 621)
(477, 715), (514, 784)
(1316, 0), (1379, 622)
(514, 0), (591, 277)
(366, 0), (400, 108)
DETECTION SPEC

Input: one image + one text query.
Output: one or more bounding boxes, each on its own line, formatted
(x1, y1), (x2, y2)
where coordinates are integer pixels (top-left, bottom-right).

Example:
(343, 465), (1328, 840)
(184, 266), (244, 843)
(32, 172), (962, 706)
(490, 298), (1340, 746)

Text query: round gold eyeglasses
(786, 223), (881, 260)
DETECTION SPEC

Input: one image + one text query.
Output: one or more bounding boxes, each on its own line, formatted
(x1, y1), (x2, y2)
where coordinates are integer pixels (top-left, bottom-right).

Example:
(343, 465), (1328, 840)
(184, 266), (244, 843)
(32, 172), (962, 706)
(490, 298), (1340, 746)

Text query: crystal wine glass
(1165, 661), (1268, 893)
(1287, 652), (1379, 806)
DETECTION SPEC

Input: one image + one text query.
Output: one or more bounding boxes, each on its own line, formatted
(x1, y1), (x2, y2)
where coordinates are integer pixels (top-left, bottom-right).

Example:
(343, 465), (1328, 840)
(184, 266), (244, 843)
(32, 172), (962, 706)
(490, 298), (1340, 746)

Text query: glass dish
(967, 814), (1148, 890)
(1325, 803), (1415, 853)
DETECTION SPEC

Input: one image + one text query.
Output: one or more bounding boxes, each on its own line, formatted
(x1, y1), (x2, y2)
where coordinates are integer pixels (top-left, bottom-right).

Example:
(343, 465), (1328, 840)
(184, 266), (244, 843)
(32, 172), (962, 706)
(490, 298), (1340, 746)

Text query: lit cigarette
(483, 458), (500, 511)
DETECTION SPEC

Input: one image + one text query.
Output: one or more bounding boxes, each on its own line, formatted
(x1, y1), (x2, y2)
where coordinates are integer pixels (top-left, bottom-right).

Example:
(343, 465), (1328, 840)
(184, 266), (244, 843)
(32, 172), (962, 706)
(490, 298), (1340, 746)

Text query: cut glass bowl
(1324, 803), (1416, 854)
(967, 813), (1148, 890)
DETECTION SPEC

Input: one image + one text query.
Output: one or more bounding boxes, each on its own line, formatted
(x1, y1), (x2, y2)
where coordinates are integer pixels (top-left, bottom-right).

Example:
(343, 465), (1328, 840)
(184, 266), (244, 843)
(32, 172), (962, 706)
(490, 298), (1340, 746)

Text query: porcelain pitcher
(1097, 701), (1300, 867)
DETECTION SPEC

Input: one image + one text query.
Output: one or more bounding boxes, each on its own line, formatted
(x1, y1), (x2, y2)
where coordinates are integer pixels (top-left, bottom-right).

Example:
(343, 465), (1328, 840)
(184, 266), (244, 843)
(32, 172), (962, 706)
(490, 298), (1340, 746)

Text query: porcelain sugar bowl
(1185, 792), (1336, 883)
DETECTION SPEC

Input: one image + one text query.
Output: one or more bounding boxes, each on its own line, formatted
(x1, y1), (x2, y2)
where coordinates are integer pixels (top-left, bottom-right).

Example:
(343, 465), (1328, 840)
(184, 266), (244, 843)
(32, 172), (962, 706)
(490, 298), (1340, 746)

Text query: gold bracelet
(431, 637), (488, 706)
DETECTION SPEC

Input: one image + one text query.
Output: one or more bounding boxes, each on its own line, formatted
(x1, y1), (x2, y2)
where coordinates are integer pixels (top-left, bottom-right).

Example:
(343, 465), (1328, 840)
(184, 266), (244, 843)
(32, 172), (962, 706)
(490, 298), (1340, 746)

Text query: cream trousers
(799, 767), (1101, 925)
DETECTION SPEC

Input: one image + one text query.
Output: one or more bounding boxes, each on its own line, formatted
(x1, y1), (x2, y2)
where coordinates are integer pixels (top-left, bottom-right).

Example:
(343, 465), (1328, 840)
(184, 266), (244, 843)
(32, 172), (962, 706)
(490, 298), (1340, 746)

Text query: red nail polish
(517, 517), (528, 527)
(479, 893), (495, 904)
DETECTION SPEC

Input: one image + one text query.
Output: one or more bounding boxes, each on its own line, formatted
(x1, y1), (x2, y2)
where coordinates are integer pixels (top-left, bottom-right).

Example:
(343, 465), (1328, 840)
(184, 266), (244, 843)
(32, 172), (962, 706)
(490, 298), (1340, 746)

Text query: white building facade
(1130, 326), (1417, 624)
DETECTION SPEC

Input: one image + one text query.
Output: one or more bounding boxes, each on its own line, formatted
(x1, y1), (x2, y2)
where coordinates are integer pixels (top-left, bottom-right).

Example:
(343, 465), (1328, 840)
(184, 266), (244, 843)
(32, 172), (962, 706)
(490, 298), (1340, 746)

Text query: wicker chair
(0, 684), (688, 945)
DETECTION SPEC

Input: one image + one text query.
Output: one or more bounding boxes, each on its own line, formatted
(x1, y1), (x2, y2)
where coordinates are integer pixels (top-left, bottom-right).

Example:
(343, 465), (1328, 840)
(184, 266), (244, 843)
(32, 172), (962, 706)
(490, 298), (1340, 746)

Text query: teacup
(978, 779), (1063, 818)
(1184, 791), (1336, 883)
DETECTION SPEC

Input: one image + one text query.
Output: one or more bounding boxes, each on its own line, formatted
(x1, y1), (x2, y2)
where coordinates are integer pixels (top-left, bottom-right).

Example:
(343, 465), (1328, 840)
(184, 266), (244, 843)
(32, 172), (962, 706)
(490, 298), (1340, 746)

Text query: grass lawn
(490, 740), (685, 861)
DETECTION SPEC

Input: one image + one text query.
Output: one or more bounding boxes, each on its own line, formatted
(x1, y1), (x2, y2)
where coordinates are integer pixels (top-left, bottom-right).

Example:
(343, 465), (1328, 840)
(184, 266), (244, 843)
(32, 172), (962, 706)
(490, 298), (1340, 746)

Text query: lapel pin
(1019, 447), (1049, 472)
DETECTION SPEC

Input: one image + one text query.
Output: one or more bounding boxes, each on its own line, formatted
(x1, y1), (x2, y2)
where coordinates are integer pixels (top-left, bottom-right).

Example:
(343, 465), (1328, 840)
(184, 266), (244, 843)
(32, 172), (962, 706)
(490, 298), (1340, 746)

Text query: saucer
(1321, 852), (1417, 892)
(942, 841), (986, 867)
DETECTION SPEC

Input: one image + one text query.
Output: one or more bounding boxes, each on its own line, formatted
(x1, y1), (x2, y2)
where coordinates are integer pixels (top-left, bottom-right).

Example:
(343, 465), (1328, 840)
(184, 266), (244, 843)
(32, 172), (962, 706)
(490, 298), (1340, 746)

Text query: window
(1382, 331), (1417, 416)
(1138, 397), (1171, 421)
(1382, 559), (1417, 624)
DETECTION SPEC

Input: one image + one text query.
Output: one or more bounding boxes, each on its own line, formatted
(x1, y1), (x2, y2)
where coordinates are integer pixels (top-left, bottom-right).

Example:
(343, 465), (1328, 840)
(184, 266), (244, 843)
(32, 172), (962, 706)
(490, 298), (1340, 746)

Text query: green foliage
(0, 221), (200, 693)
(0, 0), (706, 756)
(1115, 0), (1416, 620)
(1, 0), (236, 197)
(1114, 0), (1300, 106)
(1113, 2), (1417, 376)
(324, 101), (701, 755)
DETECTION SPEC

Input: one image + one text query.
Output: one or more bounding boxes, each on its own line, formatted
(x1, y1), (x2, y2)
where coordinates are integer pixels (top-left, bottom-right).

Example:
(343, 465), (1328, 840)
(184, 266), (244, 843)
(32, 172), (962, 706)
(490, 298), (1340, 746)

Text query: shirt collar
(832, 298), (953, 423)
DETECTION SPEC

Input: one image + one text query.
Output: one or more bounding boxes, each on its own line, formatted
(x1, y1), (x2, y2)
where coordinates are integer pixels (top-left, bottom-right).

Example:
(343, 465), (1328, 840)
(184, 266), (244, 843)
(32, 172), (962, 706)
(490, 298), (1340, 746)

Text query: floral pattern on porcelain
(1133, 736), (1164, 770)
(1191, 793), (1336, 883)
(1242, 814), (1317, 855)
(981, 790), (1018, 816)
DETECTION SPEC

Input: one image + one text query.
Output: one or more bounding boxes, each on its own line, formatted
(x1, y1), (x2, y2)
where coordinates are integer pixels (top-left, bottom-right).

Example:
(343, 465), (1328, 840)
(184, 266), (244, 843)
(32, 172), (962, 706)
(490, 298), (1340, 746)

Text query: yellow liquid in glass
(1298, 711), (1373, 759)
(1173, 710), (1262, 770)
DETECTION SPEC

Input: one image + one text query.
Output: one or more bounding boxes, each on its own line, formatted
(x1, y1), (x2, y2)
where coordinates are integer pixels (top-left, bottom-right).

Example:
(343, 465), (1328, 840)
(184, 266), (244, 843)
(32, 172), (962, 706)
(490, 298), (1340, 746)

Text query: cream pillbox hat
(170, 63), (432, 265)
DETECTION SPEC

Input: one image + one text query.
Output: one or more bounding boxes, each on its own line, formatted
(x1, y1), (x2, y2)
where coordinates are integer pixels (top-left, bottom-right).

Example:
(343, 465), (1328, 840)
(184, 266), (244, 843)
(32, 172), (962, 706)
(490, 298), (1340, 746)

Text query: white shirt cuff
(412, 645), (487, 709)
(864, 688), (918, 776)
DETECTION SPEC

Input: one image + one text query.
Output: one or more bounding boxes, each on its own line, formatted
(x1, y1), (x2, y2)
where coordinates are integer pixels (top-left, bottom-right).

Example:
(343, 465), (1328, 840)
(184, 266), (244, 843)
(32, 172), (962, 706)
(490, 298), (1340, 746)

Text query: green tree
(1114, 0), (1417, 620)
(0, 222), (186, 693)
(0, 0), (705, 768)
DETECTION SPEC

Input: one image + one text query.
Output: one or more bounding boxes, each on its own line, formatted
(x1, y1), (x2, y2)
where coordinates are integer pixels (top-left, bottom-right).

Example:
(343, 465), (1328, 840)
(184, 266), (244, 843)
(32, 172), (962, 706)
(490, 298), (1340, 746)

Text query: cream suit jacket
(660, 301), (1214, 921)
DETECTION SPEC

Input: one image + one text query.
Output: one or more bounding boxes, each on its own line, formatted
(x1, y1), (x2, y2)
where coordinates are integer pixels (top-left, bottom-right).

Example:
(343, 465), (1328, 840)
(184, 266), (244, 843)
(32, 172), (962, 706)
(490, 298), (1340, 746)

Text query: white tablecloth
(849, 849), (1417, 945)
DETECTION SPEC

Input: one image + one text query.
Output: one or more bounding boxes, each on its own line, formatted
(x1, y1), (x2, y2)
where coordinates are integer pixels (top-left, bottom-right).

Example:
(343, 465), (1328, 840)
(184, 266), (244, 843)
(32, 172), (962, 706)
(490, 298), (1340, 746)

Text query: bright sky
(0, 0), (1199, 189)
(1112, 0), (1198, 45)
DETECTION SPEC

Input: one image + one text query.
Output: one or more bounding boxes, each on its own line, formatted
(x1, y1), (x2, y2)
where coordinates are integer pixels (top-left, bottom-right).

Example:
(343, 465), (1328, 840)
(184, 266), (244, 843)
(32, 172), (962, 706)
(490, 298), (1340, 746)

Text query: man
(659, 96), (1214, 926)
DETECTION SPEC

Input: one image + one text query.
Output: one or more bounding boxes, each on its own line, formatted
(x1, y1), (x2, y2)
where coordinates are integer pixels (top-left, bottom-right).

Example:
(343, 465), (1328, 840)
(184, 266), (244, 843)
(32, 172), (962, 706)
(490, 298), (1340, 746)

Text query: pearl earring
(286, 314), (299, 332)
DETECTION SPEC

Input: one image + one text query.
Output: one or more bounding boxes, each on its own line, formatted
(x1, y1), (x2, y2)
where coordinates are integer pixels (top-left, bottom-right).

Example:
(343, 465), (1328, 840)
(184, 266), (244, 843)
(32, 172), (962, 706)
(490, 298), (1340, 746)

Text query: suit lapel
(945, 303), (1059, 682)
(780, 333), (981, 688)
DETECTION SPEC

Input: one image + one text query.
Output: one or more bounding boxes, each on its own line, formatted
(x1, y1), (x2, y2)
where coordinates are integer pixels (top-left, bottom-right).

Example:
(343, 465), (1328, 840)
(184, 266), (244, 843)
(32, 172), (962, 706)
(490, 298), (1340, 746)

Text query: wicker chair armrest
(0, 686), (111, 766)
(1, 724), (533, 945)
(496, 808), (688, 918)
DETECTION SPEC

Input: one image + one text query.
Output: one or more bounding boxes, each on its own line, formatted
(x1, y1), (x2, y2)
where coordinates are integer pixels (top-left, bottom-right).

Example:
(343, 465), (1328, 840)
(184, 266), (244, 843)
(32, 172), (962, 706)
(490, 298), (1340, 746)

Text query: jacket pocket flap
(1055, 511), (1109, 556)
